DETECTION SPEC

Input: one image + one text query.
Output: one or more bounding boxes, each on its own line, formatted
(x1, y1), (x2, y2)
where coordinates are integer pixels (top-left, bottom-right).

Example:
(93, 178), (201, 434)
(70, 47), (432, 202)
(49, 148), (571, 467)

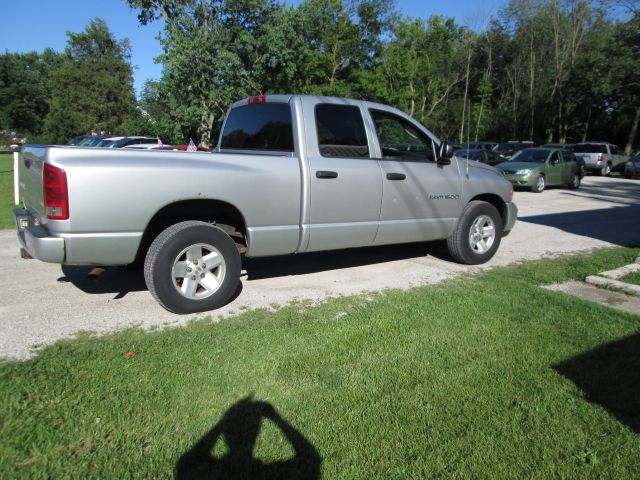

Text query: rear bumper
(503, 201), (518, 235)
(14, 208), (143, 265)
(13, 208), (65, 263)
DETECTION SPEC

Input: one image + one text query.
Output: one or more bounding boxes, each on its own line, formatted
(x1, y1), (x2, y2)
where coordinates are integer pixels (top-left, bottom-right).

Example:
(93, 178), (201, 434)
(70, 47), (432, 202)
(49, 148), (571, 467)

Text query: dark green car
(496, 148), (582, 193)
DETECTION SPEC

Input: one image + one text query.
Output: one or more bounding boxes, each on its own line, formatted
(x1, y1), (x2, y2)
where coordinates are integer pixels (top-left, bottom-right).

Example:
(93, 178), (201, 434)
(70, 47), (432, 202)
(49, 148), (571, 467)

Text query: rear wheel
(568, 173), (581, 189)
(447, 201), (503, 265)
(531, 174), (546, 193)
(600, 163), (611, 176)
(144, 221), (241, 314)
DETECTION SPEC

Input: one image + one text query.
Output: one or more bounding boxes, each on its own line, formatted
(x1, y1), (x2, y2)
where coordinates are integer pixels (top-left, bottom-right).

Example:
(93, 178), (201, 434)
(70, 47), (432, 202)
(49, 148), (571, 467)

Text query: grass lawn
(619, 269), (640, 286)
(1, 248), (639, 478)
(0, 153), (16, 229)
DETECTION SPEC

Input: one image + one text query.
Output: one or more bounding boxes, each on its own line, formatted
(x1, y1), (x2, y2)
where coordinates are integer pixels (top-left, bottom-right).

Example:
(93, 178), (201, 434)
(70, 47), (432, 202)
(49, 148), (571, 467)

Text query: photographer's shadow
(176, 396), (321, 479)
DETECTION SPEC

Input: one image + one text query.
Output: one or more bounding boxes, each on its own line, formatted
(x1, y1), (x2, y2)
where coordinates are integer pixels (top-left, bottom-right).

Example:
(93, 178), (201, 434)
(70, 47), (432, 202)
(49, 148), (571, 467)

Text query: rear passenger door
(303, 101), (383, 252)
(610, 145), (626, 169)
(367, 109), (463, 245)
(561, 150), (576, 180)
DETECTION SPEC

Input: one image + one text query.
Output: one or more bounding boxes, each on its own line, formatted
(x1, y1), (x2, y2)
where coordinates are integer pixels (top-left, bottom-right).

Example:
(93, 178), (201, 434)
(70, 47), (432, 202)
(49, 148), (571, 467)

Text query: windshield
(494, 143), (518, 152)
(574, 144), (607, 153)
(508, 148), (549, 163)
(454, 149), (481, 160)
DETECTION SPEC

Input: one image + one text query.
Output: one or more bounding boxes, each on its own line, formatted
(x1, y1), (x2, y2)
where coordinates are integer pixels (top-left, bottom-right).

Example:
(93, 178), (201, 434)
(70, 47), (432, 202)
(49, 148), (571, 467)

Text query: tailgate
(578, 153), (599, 165)
(18, 145), (48, 222)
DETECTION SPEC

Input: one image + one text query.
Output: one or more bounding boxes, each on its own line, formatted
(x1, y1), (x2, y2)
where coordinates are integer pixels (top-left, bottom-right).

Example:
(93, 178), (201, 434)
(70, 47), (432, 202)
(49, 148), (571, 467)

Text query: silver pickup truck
(14, 95), (517, 313)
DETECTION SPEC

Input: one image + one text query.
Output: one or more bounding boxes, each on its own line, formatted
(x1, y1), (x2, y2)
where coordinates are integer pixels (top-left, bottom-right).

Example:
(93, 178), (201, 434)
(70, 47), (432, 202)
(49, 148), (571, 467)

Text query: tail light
(597, 153), (603, 162)
(43, 164), (69, 220)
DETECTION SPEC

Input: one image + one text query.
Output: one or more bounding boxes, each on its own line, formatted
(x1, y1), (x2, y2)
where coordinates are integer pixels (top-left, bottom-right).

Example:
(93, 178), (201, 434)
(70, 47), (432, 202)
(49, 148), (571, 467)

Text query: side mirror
(550, 158), (559, 165)
(438, 141), (454, 164)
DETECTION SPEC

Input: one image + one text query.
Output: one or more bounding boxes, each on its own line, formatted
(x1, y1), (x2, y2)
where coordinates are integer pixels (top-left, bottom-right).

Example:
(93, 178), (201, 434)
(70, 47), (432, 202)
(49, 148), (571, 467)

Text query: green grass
(619, 269), (640, 286)
(1, 248), (639, 478)
(0, 153), (15, 229)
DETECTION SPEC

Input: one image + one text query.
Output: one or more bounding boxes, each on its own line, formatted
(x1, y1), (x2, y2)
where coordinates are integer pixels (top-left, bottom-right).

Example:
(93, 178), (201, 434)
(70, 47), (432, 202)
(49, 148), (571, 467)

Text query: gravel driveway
(2, 175), (639, 360)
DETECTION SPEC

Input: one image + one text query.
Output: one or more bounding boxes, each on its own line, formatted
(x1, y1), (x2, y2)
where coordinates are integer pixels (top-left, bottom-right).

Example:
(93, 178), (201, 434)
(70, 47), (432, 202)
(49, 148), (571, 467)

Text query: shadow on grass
(176, 395), (321, 479)
(553, 333), (640, 433)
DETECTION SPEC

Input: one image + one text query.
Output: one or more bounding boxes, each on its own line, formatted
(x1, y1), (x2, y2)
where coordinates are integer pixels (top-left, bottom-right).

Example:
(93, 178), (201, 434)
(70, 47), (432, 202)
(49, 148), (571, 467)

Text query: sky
(0, 0), (512, 97)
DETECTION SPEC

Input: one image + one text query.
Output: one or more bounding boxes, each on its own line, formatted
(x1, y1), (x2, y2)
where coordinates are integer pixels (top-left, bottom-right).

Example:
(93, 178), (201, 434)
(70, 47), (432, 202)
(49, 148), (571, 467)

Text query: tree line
(1, 0), (638, 152)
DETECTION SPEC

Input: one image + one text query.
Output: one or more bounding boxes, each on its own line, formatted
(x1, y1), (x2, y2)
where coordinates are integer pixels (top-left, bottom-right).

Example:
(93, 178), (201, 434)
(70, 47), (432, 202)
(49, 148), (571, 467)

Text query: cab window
(315, 104), (369, 158)
(221, 103), (294, 151)
(369, 110), (435, 162)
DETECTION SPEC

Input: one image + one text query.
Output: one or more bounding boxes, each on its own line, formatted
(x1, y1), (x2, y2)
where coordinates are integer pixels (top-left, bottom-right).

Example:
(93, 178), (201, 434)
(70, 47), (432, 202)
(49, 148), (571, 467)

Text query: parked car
(573, 142), (628, 176)
(541, 144), (586, 177)
(107, 136), (163, 148)
(78, 135), (109, 147)
(623, 152), (640, 179)
(95, 136), (125, 147)
(67, 135), (89, 146)
(496, 147), (582, 192)
(14, 94), (517, 314)
(454, 148), (504, 166)
(460, 141), (498, 151)
(123, 143), (167, 150)
(493, 141), (536, 160)
(541, 143), (574, 151)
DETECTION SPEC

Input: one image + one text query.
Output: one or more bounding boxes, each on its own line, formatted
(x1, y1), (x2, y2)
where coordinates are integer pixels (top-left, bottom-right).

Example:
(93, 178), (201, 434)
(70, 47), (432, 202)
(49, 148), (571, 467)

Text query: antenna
(466, 99), (471, 178)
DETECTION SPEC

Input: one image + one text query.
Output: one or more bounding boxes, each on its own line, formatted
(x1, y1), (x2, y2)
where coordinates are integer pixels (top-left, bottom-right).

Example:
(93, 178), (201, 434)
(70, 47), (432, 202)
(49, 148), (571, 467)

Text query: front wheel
(447, 201), (503, 265)
(144, 221), (241, 314)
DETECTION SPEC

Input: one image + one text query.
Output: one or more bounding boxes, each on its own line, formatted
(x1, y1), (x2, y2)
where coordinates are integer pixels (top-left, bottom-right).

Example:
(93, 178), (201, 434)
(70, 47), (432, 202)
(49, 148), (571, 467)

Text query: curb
(584, 256), (640, 296)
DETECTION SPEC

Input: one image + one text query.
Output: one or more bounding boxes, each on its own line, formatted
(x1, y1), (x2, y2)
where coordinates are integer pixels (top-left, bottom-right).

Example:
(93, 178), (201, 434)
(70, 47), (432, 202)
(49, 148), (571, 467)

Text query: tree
(43, 19), (136, 143)
(606, 11), (640, 152)
(296, 0), (394, 97)
(0, 50), (62, 136)
(128, 0), (315, 146)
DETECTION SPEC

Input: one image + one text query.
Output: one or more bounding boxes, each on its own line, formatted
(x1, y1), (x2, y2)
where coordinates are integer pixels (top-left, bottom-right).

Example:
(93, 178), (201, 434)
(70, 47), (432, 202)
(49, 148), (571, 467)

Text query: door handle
(386, 173), (406, 180)
(316, 170), (338, 179)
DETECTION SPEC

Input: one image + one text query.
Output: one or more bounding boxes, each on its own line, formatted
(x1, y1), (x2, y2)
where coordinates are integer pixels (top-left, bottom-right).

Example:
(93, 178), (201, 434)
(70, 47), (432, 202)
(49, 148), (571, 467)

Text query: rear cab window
(315, 104), (369, 158)
(220, 103), (294, 152)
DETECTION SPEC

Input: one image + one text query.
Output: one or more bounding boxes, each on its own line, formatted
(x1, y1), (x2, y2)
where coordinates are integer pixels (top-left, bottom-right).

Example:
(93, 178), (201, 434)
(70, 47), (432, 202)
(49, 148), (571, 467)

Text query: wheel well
(470, 194), (506, 225)
(134, 200), (247, 265)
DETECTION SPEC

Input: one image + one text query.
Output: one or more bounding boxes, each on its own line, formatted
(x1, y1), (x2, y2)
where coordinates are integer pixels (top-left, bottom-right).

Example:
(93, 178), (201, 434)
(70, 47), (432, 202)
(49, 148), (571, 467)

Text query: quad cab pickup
(14, 95), (517, 314)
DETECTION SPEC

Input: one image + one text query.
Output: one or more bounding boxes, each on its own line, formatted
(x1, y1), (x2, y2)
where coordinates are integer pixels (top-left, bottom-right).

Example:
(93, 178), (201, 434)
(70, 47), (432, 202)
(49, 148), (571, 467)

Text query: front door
(547, 151), (564, 185)
(367, 109), (463, 245)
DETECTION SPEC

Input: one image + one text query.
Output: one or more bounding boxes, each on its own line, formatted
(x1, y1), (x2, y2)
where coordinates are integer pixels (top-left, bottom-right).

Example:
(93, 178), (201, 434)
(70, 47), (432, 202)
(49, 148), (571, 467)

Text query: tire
(568, 173), (581, 190)
(531, 174), (545, 193)
(600, 163), (611, 176)
(144, 221), (241, 314)
(447, 201), (503, 265)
